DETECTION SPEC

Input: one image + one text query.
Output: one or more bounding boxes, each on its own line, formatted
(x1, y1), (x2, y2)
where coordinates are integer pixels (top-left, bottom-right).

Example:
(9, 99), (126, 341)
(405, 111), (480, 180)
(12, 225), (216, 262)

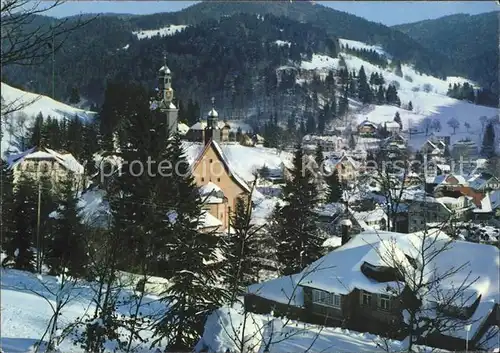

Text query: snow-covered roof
(189, 121), (226, 131)
(315, 202), (346, 218)
(198, 211), (223, 229)
(8, 147), (84, 174)
(178, 122), (190, 135)
(358, 120), (378, 128)
(436, 164), (451, 172)
(475, 190), (500, 213)
(353, 207), (387, 224)
(199, 182), (223, 196)
(384, 121), (400, 128)
(249, 229), (500, 341)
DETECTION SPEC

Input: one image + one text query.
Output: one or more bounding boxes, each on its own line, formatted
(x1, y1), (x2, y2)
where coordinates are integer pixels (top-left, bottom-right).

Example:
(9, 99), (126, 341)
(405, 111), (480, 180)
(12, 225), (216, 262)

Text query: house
(473, 190), (500, 221)
(177, 122), (190, 136)
(357, 120), (378, 135)
(452, 138), (478, 159)
(324, 153), (359, 183)
(407, 194), (473, 232)
(7, 146), (85, 190)
(302, 134), (346, 152)
(467, 173), (500, 193)
(383, 121), (400, 134)
(245, 230), (499, 351)
(186, 120), (230, 142)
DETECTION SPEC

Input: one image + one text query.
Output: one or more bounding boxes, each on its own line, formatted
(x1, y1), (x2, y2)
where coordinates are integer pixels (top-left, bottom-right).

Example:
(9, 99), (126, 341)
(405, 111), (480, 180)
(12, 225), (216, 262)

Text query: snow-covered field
(132, 25), (187, 39)
(2, 268), (444, 353)
(1, 268), (163, 353)
(1, 82), (95, 158)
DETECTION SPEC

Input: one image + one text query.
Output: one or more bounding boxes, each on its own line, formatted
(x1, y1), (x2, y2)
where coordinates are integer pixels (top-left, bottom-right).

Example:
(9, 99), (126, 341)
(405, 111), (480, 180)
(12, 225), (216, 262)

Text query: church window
(217, 177), (221, 182)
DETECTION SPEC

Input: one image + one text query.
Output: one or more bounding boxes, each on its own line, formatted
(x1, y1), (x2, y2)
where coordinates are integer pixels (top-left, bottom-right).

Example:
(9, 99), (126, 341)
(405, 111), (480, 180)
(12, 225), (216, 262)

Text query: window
(361, 291), (372, 306)
(209, 159), (213, 163)
(379, 294), (391, 311)
(312, 289), (341, 308)
(217, 177), (221, 182)
(201, 177), (204, 182)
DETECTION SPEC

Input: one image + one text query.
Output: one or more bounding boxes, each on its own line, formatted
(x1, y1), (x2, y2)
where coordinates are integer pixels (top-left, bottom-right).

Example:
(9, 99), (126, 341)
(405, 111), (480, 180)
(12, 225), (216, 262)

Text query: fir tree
(154, 135), (225, 351)
(306, 115), (316, 134)
(481, 122), (496, 159)
(69, 87), (80, 104)
(326, 169), (342, 203)
(29, 113), (44, 148)
(408, 101), (413, 111)
(376, 85), (385, 104)
(394, 112), (402, 128)
(224, 192), (262, 304)
(5, 172), (37, 271)
(46, 172), (88, 277)
(357, 66), (372, 104)
(315, 144), (324, 174)
(271, 145), (322, 275)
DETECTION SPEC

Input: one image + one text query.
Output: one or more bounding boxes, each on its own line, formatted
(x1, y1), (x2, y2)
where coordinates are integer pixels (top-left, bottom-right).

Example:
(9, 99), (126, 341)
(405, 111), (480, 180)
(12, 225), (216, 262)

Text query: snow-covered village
(1, 1), (499, 353)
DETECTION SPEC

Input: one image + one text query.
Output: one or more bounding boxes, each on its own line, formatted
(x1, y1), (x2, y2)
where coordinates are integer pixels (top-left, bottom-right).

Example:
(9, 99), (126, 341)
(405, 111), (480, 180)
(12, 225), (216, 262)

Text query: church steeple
(159, 54), (174, 106)
(205, 96), (221, 144)
(158, 52), (178, 134)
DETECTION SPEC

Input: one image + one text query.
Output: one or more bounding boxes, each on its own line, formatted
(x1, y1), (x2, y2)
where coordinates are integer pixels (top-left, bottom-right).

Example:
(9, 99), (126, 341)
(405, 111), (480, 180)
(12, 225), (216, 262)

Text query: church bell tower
(205, 97), (221, 145)
(158, 54), (178, 135)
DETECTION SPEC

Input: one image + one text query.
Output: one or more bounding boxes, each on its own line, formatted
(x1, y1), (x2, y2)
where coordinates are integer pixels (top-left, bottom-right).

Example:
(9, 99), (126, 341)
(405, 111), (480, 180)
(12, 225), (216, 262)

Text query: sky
(41, 1), (498, 26)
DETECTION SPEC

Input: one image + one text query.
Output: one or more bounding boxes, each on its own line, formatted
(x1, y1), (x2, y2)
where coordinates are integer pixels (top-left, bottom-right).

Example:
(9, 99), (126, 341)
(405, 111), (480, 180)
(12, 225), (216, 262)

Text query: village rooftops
(8, 146), (84, 174)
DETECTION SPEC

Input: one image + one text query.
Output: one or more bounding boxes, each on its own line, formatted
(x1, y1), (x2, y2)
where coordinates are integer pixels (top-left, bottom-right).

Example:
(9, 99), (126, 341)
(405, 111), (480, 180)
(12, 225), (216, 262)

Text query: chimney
(340, 219), (352, 245)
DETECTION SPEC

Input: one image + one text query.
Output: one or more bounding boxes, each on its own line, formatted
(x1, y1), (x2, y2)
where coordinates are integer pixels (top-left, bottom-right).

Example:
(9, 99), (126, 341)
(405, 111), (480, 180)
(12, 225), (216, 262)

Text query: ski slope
(296, 41), (498, 152)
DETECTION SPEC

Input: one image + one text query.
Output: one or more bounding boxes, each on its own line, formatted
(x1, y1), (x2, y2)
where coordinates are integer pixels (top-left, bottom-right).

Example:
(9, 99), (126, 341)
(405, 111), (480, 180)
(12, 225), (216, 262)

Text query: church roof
(191, 140), (252, 194)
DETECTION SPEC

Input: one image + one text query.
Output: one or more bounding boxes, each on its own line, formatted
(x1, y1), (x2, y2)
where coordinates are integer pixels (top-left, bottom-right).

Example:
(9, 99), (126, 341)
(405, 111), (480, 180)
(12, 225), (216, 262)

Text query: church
(156, 57), (252, 231)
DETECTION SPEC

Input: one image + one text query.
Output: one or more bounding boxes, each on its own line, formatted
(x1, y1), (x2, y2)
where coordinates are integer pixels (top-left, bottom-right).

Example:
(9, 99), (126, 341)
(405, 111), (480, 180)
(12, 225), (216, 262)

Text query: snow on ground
(195, 303), (442, 353)
(1, 83), (95, 158)
(339, 38), (387, 57)
(331, 52), (498, 151)
(274, 40), (291, 47)
(132, 25), (187, 39)
(1, 268), (164, 353)
(300, 54), (339, 71)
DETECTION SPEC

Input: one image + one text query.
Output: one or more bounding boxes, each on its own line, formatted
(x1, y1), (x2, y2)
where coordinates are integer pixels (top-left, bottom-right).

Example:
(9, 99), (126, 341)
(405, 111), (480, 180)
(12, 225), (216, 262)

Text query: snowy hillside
(296, 40), (498, 152)
(132, 25), (188, 39)
(1, 83), (95, 157)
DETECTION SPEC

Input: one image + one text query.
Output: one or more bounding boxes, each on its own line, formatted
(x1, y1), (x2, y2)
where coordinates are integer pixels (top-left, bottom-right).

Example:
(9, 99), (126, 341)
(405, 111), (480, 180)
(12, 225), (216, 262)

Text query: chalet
(357, 120), (378, 135)
(383, 121), (400, 134)
(324, 153), (358, 183)
(245, 230), (499, 351)
(407, 194), (473, 233)
(467, 173), (500, 193)
(302, 134), (346, 152)
(473, 190), (500, 221)
(7, 146), (85, 190)
(421, 139), (446, 157)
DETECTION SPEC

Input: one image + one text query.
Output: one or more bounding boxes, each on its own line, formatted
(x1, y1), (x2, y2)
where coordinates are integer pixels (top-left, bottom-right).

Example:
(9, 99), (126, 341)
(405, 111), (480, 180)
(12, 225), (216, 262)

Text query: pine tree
(306, 115), (316, 134)
(315, 144), (324, 173)
(224, 192), (262, 304)
(408, 101), (413, 111)
(154, 135), (225, 351)
(394, 112), (402, 129)
(481, 122), (496, 159)
(394, 60), (403, 77)
(271, 145), (322, 275)
(5, 172), (37, 271)
(66, 115), (84, 159)
(29, 113), (44, 148)
(46, 172), (88, 277)
(357, 66), (372, 104)
(338, 87), (349, 117)
(1, 162), (16, 267)
(326, 169), (342, 203)
(69, 87), (80, 104)
(376, 85), (385, 104)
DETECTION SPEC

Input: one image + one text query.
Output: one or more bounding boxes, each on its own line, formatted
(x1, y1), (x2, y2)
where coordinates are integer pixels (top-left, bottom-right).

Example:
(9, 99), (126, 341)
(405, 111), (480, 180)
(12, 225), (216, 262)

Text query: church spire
(158, 51), (178, 135)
